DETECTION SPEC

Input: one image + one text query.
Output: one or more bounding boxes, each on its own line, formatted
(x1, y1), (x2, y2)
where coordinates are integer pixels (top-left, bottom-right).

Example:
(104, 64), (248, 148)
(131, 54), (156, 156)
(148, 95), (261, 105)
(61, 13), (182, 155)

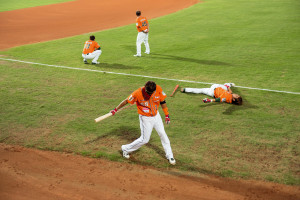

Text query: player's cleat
(144, 52), (150, 54)
(122, 151), (130, 159)
(83, 59), (88, 64)
(203, 98), (212, 103)
(168, 158), (176, 165)
(134, 54), (141, 57)
(92, 62), (100, 64)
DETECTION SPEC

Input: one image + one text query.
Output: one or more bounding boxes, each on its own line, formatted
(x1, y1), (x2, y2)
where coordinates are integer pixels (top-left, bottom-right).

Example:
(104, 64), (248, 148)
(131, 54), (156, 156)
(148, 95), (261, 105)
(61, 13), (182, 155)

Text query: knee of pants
(96, 50), (102, 55)
(138, 136), (150, 145)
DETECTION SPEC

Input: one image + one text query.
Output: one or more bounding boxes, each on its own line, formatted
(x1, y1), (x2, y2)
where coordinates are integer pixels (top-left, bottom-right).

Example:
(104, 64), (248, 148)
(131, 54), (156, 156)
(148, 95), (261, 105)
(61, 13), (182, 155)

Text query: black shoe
(83, 60), (88, 64)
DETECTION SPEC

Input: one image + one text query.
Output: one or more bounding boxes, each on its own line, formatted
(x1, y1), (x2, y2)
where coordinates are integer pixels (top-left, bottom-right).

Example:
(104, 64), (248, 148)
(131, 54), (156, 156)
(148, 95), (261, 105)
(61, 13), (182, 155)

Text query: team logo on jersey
(142, 108), (150, 113)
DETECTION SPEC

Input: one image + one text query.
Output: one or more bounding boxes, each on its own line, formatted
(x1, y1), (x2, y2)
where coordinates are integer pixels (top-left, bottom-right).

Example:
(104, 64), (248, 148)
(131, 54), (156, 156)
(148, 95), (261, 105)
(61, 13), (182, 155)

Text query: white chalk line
(1, 57), (299, 95)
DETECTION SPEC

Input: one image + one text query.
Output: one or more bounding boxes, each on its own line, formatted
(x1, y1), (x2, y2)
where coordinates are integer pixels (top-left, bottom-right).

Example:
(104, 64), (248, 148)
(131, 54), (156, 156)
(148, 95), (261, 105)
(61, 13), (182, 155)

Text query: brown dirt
(1, 143), (299, 200)
(0, 0), (199, 50)
(0, 1), (300, 199)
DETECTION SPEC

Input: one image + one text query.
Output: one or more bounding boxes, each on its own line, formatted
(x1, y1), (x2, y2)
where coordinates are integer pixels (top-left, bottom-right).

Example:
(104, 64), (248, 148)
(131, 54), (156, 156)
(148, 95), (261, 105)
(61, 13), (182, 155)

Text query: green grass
(0, 0), (74, 12)
(0, 0), (300, 185)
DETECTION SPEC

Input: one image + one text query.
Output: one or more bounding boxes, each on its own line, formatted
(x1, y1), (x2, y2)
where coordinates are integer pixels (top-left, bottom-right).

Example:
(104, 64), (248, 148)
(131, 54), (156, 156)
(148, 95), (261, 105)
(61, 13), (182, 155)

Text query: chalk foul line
(1, 57), (299, 95)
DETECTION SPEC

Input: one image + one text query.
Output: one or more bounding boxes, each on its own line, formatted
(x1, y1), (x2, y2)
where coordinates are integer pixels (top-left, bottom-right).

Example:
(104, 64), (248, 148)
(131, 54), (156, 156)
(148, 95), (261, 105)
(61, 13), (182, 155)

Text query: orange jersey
(214, 87), (233, 103)
(127, 85), (166, 117)
(136, 16), (149, 32)
(82, 40), (100, 54)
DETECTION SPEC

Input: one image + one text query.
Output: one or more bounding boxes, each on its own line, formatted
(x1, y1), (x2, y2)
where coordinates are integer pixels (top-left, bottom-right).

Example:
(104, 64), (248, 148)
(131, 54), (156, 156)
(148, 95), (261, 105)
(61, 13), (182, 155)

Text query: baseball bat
(95, 112), (113, 123)
(170, 84), (179, 97)
(94, 103), (134, 123)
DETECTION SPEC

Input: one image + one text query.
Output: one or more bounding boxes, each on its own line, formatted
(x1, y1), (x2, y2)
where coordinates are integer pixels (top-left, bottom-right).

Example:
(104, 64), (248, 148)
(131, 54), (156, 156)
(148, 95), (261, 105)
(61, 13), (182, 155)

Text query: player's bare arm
(111, 99), (129, 115)
(161, 101), (170, 124)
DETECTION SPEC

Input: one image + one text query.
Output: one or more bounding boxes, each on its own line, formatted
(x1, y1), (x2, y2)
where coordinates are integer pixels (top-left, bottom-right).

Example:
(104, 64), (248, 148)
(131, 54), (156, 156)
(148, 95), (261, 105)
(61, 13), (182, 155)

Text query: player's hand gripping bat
(94, 103), (133, 123)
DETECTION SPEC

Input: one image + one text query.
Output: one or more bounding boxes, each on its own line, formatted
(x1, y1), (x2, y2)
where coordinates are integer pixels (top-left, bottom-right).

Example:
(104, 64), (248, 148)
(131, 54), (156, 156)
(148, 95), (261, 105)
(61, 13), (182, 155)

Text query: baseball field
(0, 0), (299, 199)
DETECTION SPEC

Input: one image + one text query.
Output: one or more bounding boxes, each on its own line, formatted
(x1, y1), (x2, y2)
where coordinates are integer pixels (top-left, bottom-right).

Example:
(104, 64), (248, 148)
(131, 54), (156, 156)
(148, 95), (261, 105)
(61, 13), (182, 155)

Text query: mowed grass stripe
(1, 57), (299, 95)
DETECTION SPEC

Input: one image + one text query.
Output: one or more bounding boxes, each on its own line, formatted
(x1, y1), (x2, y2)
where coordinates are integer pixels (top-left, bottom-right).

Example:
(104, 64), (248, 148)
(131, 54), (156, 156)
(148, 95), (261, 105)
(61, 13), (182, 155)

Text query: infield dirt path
(0, 144), (299, 200)
(0, 0), (198, 50)
(0, 0), (300, 199)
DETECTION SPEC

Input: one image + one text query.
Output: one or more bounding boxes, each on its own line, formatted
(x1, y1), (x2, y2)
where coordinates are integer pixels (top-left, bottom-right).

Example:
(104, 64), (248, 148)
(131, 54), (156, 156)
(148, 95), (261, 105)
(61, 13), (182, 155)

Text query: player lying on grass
(110, 81), (176, 165)
(181, 83), (243, 105)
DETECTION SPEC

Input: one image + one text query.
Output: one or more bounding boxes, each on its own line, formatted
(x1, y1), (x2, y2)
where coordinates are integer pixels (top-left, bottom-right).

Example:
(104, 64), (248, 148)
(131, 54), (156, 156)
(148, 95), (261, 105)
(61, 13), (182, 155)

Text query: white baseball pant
(82, 50), (102, 63)
(184, 84), (228, 97)
(136, 32), (150, 56)
(122, 112), (174, 160)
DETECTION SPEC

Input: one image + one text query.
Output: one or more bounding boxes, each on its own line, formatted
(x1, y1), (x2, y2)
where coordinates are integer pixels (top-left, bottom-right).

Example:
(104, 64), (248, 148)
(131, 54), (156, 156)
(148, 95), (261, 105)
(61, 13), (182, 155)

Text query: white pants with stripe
(184, 84), (228, 97)
(136, 32), (150, 56)
(122, 112), (174, 159)
(82, 50), (102, 63)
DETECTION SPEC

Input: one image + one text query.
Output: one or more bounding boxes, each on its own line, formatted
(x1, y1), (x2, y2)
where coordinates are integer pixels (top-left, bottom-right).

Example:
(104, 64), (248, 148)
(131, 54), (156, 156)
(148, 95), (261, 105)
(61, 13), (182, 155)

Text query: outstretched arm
(203, 98), (223, 103)
(111, 99), (129, 115)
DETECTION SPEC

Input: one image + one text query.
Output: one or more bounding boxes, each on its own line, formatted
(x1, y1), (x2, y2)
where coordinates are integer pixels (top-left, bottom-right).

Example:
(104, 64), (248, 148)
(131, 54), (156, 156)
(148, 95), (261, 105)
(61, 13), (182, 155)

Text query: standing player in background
(181, 83), (243, 105)
(110, 81), (176, 165)
(134, 10), (150, 57)
(82, 35), (102, 64)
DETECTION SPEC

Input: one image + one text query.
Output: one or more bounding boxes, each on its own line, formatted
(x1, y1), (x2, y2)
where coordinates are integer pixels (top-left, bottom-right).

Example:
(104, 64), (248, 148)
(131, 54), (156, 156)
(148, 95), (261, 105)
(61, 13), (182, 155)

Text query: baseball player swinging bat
(94, 103), (134, 123)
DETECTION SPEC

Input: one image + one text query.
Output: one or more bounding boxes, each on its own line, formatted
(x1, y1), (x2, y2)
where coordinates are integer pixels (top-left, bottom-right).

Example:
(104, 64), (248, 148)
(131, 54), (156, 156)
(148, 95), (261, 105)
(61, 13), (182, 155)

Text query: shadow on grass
(86, 126), (226, 176)
(87, 62), (141, 70)
(150, 53), (231, 66)
(85, 126), (166, 160)
(120, 44), (136, 54)
(223, 87), (258, 115)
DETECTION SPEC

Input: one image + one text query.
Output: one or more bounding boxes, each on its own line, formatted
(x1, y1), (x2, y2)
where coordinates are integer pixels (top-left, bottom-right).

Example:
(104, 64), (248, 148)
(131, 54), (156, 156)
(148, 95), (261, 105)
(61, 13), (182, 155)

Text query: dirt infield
(0, 0), (198, 50)
(1, 143), (299, 200)
(1, 0), (300, 199)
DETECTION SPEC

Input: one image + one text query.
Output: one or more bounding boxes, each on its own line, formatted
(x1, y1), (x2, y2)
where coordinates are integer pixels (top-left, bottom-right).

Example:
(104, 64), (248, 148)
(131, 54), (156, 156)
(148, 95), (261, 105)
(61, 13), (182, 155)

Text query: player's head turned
(136, 10), (141, 16)
(90, 35), (95, 41)
(145, 81), (156, 95)
(232, 94), (243, 105)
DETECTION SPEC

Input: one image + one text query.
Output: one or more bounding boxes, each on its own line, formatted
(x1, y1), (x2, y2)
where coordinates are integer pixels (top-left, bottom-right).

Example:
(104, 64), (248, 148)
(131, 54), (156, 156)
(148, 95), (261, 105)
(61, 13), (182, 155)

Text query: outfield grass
(0, 0), (299, 185)
(0, 0), (74, 12)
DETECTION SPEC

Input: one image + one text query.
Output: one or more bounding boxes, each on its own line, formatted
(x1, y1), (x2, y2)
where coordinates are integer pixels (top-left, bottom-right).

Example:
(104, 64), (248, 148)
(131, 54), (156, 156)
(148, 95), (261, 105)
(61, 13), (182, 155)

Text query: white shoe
(92, 62), (100, 64)
(144, 52), (150, 54)
(224, 83), (235, 87)
(168, 158), (176, 165)
(123, 151), (130, 159)
(134, 54), (141, 57)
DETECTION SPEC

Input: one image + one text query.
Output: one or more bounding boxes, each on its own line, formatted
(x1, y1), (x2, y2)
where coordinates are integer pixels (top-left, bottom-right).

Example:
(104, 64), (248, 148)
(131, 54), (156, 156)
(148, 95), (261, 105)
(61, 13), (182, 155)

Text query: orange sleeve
(94, 41), (100, 49)
(127, 90), (138, 104)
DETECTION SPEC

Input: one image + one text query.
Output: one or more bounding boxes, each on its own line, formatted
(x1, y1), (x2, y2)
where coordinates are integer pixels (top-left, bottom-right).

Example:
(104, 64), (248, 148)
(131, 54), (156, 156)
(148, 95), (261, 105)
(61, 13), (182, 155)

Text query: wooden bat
(170, 84), (179, 97)
(94, 103), (134, 123)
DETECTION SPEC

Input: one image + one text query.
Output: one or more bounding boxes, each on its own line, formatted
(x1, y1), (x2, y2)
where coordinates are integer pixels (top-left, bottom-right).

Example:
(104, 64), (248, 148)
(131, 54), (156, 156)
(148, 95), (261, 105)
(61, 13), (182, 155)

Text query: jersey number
(142, 21), (148, 27)
(84, 43), (90, 49)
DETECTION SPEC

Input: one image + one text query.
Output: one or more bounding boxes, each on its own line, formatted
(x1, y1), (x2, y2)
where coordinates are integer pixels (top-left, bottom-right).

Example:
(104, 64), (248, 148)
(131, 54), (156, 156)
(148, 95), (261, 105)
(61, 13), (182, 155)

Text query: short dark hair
(145, 81), (156, 94)
(232, 96), (243, 105)
(90, 35), (95, 40)
(136, 10), (141, 16)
